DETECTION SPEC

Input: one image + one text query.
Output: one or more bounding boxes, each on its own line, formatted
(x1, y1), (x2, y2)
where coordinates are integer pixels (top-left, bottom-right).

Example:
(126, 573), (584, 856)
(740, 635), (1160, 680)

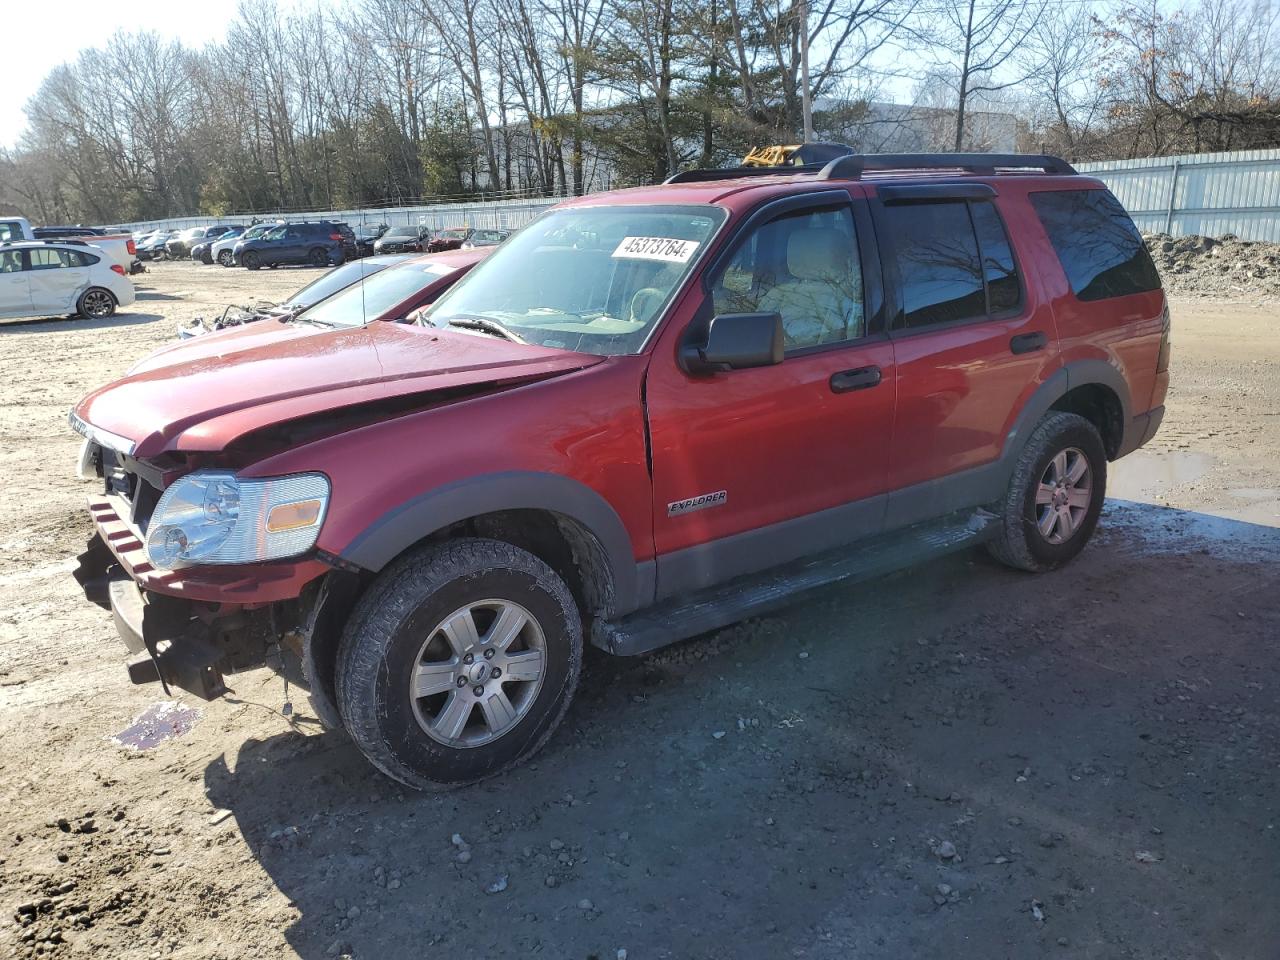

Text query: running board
(593, 509), (999, 657)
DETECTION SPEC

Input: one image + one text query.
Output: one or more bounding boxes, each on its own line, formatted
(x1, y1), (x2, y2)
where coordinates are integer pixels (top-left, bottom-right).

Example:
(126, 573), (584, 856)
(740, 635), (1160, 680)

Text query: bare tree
(926, 0), (1046, 150)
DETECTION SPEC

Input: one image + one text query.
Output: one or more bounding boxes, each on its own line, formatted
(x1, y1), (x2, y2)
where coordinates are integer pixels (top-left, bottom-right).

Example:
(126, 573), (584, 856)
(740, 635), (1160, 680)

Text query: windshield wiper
(445, 315), (526, 343)
(287, 314), (335, 329)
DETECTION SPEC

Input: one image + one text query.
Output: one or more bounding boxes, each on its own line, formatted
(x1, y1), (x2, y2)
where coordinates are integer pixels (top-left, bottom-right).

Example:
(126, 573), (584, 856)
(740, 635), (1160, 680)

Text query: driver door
(644, 190), (897, 598)
(0, 250), (31, 318)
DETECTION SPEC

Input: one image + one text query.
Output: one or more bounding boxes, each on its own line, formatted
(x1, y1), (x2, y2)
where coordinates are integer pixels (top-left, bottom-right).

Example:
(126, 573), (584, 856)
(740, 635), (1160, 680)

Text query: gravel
(1145, 233), (1280, 299)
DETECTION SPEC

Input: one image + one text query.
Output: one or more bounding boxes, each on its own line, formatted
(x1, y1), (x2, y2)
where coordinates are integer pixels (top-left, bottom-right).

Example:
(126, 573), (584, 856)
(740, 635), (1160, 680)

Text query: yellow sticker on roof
(612, 236), (700, 263)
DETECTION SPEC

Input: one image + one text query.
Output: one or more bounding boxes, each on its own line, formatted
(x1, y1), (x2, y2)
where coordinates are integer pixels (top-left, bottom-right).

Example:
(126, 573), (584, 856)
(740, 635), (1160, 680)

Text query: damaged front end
(69, 435), (347, 709)
(72, 529), (331, 703)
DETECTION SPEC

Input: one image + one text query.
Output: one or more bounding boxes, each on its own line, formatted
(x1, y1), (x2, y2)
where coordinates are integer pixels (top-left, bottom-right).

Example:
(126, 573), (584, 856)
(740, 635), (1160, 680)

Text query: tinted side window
(1030, 189), (1161, 301)
(970, 201), (1020, 312)
(0, 222), (25, 241)
(883, 202), (985, 328)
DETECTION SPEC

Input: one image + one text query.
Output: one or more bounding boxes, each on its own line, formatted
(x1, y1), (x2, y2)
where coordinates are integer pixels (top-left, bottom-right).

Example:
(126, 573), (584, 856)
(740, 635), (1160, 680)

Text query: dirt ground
(1, 262), (1277, 960)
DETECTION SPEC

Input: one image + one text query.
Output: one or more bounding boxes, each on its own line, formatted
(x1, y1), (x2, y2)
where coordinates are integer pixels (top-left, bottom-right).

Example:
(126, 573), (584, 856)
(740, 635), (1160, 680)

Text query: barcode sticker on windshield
(612, 236), (700, 263)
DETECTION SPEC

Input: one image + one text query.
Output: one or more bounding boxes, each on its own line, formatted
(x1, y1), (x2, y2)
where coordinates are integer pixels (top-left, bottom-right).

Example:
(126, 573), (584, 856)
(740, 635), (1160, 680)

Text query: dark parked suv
(70, 152), (1168, 790)
(233, 221), (357, 269)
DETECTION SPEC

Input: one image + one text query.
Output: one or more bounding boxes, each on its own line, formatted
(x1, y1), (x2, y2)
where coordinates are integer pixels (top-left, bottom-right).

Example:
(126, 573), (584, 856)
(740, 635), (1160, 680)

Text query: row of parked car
(131, 221), (511, 270)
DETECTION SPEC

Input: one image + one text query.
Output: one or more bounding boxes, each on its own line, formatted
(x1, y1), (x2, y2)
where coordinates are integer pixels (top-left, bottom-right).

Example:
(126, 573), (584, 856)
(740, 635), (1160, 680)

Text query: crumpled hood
(75, 320), (602, 457)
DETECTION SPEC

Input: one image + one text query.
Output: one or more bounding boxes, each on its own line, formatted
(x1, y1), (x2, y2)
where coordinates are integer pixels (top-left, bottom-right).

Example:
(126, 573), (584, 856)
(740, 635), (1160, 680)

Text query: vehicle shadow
(134, 290), (184, 301)
(0, 311), (165, 332)
(201, 501), (1279, 959)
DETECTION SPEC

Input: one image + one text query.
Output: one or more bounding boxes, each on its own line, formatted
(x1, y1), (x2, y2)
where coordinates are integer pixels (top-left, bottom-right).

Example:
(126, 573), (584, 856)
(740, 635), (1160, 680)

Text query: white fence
(114, 196), (560, 235)
(1078, 149), (1280, 242)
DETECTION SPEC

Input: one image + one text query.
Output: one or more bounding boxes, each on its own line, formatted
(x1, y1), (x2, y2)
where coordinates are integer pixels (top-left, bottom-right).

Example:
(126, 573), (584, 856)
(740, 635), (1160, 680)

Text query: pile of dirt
(1145, 233), (1280, 299)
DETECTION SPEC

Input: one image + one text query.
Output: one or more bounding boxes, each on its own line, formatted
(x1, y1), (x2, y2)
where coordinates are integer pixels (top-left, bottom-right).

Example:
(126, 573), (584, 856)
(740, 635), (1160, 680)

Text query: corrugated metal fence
(1078, 149), (1280, 241)
(117, 149), (1280, 242)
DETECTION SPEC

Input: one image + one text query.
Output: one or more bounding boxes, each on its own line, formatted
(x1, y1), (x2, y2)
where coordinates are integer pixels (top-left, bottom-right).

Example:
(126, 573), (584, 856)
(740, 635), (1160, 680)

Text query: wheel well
(302, 509), (615, 730)
(1050, 384), (1123, 459)
(458, 509), (617, 624)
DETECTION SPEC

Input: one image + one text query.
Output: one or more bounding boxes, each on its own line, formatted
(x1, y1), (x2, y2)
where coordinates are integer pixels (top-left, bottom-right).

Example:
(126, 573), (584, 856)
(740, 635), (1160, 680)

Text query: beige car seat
(758, 228), (862, 347)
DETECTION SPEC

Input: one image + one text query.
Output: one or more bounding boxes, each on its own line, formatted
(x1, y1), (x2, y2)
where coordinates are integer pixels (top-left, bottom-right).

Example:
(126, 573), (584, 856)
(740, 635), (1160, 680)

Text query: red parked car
(70, 152), (1168, 789)
(425, 226), (473, 252)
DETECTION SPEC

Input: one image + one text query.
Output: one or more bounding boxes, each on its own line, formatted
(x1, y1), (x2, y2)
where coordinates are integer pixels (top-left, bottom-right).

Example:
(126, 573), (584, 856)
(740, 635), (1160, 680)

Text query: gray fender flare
(998, 361), (1132, 472)
(339, 471), (644, 615)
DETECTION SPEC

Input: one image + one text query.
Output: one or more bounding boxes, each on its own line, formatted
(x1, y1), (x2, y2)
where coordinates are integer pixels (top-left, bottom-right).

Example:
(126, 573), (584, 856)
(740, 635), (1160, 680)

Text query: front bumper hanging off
(74, 534), (229, 700)
(72, 490), (334, 700)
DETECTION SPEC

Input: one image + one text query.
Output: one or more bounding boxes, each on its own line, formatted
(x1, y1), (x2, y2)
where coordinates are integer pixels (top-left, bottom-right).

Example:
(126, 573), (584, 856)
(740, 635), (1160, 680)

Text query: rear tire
(308, 246), (328, 267)
(241, 251), (260, 271)
(987, 411), (1107, 572)
(336, 538), (582, 790)
(77, 287), (116, 319)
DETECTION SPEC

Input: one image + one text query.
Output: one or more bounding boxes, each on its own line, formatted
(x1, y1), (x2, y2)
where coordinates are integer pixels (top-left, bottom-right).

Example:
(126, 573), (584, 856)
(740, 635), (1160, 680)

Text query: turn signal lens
(266, 499), (324, 532)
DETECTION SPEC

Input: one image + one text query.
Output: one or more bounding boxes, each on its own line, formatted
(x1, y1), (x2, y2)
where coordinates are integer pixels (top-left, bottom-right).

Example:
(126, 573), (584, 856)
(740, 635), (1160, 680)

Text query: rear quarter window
(1030, 189), (1161, 301)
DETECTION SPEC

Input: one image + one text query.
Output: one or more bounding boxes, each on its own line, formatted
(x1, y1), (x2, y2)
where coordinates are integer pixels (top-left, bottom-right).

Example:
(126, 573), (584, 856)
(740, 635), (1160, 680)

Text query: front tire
(217, 250), (234, 267)
(241, 251), (260, 271)
(988, 411), (1107, 572)
(77, 287), (116, 319)
(336, 538), (582, 790)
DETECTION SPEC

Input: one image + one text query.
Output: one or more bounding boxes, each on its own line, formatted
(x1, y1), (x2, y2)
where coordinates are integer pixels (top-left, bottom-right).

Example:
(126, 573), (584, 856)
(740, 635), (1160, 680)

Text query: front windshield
(301, 259), (459, 327)
(425, 204), (724, 356)
(440, 228), (468, 239)
(238, 225), (269, 242)
(385, 226), (418, 238)
(284, 258), (400, 310)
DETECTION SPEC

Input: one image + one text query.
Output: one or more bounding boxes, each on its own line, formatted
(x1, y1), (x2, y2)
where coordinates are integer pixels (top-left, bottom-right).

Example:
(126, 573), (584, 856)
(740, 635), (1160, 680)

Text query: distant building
(815, 100), (1018, 153)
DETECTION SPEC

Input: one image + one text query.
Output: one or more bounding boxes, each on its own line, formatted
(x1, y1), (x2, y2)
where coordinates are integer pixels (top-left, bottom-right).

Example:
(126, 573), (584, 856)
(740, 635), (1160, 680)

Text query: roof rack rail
(0, 238), (90, 247)
(664, 150), (1077, 185)
(818, 152), (1077, 180)
(665, 163), (828, 184)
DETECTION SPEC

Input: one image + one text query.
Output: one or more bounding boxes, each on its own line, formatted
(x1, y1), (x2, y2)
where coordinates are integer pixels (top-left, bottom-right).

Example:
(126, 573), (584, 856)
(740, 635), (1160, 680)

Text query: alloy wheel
(82, 289), (114, 318)
(1035, 446), (1092, 544)
(409, 599), (547, 748)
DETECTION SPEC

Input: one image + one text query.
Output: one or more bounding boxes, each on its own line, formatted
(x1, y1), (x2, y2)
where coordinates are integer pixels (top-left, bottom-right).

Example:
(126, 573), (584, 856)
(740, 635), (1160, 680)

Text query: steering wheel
(628, 287), (665, 325)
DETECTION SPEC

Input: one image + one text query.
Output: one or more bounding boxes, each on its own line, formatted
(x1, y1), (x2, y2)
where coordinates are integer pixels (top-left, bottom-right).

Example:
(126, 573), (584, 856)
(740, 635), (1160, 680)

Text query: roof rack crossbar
(818, 152), (1077, 180)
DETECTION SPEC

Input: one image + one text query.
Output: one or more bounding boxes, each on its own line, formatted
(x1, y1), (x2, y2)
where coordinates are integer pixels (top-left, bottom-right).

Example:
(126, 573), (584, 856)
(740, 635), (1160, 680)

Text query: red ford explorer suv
(71, 151), (1169, 789)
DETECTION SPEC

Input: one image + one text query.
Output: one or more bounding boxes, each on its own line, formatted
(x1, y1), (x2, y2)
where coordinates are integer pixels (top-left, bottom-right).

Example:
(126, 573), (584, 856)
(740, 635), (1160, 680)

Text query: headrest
(787, 228), (851, 282)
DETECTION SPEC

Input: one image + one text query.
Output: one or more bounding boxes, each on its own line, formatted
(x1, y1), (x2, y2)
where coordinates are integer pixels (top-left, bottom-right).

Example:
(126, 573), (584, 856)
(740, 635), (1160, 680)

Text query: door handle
(1010, 331), (1048, 355)
(830, 365), (882, 393)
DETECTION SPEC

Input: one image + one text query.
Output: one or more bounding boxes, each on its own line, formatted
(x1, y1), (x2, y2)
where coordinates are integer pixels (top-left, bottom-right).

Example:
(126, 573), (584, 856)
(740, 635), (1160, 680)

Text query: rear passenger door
(280, 226), (308, 264)
(27, 248), (88, 314)
(873, 186), (1062, 528)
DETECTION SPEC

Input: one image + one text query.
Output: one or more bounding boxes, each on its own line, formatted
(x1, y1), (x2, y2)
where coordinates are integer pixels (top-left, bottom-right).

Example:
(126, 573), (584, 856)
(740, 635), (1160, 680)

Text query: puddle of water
(1102, 500), (1280, 560)
(1109, 450), (1216, 500)
(111, 701), (201, 750)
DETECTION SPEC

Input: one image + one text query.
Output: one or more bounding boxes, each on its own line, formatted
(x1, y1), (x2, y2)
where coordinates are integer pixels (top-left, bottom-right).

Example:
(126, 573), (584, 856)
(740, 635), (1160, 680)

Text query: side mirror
(680, 312), (784, 374)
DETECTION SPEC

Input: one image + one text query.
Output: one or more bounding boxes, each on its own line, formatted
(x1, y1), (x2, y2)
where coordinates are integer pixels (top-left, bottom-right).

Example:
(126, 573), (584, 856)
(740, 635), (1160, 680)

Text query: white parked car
(0, 241), (136, 320)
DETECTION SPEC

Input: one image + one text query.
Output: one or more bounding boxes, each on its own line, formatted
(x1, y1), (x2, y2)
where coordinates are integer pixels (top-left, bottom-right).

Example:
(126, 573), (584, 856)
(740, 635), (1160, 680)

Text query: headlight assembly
(145, 471), (330, 569)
